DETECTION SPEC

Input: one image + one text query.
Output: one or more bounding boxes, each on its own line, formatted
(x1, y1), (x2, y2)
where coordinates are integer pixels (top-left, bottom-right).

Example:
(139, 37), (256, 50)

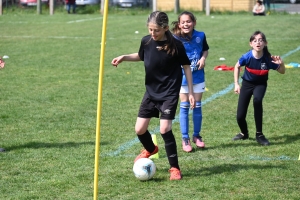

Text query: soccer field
(0, 10), (299, 199)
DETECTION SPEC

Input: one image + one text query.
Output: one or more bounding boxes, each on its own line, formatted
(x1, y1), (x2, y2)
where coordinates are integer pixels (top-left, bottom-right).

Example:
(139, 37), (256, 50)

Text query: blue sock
(193, 101), (202, 137)
(179, 102), (190, 139)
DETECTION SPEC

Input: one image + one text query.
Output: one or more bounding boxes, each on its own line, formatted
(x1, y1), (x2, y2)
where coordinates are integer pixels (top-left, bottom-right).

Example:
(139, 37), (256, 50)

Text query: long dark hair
(250, 30), (271, 58)
(171, 11), (197, 39)
(146, 11), (177, 55)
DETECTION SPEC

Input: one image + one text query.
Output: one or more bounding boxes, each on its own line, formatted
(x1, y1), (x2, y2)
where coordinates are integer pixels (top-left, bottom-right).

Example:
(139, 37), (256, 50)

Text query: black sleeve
(202, 34), (209, 51)
(138, 39), (144, 61)
(176, 40), (191, 65)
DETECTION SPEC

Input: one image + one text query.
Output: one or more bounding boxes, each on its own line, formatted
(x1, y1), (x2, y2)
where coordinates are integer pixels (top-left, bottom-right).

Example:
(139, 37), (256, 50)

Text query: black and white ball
(133, 158), (156, 181)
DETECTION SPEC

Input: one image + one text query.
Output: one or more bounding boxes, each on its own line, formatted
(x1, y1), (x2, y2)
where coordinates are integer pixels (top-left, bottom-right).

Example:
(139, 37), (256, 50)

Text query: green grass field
(0, 8), (300, 199)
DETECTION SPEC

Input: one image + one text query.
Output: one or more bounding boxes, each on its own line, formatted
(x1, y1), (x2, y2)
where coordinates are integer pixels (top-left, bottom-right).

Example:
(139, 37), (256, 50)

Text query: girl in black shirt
(111, 11), (195, 180)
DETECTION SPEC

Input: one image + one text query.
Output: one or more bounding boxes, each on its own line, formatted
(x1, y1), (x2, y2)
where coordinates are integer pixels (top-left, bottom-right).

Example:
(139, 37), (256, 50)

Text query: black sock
(161, 130), (180, 170)
(137, 130), (155, 153)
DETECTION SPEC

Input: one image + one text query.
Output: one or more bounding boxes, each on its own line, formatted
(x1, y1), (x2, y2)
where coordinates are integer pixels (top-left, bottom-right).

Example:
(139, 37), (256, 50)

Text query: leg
(236, 81), (253, 134)
(192, 92), (205, 148)
(179, 93), (192, 152)
(135, 117), (156, 151)
(67, 3), (71, 13)
(253, 83), (269, 146)
(72, 3), (76, 13)
(252, 83), (267, 133)
(159, 98), (182, 180)
(134, 118), (158, 162)
(234, 80), (254, 140)
(160, 120), (179, 164)
(192, 92), (203, 137)
(160, 120), (181, 180)
(134, 96), (159, 162)
(179, 97), (190, 139)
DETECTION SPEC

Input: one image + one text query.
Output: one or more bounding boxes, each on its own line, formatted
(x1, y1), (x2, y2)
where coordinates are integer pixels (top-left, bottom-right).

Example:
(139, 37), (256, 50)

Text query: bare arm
(198, 50), (208, 70)
(182, 65), (195, 109)
(111, 53), (141, 67)
(234, 61), (241, 94)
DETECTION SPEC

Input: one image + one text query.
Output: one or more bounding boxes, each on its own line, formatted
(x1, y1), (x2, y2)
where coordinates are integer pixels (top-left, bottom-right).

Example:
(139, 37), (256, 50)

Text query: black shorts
(138, 94), (179, 120)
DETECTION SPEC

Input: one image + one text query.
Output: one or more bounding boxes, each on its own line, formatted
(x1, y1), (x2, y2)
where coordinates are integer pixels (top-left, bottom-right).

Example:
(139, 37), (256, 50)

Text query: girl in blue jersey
(111, 11), (195, 180)
(172, 11), (209, 152)
(232, 31), (285, 145)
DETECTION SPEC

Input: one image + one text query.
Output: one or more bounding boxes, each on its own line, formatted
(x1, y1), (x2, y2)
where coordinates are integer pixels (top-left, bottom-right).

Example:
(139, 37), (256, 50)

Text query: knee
(236, 114), (244, 122)
(135, 126), (147, 135)
(253, 97), (263, 106)
(160, 127), (171, 134)
(180, 102), (190, 109)
(160, 124), (172, 134)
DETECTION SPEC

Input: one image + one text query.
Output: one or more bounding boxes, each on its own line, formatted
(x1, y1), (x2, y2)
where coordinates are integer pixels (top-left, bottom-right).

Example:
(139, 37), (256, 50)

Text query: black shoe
(232, 133), (249, 140)
(256, 134), (270, 146)
(0, 148), (5, 152)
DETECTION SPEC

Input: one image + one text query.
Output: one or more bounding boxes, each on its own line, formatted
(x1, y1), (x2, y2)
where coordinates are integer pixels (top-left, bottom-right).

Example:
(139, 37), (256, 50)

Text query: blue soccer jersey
(239, 50), (280, 83)
(174, 30), (209, 86)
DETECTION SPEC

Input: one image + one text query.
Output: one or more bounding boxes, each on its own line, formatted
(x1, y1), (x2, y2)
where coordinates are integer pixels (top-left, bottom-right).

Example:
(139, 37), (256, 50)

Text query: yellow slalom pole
(93, 1), (109, 200)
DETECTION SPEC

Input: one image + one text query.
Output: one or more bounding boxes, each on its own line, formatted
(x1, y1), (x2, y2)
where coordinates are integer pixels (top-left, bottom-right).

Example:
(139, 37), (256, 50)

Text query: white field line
(67, 17), (103, 23)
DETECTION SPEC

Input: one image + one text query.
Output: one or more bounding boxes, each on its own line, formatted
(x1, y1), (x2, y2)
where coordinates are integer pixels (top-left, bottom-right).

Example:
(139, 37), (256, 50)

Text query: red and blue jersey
(239, 50), (280, 83)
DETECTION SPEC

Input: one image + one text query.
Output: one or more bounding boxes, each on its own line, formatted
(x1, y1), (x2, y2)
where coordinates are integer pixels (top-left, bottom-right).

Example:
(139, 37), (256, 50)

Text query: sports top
(238, 50), (280, 83)
(174, 30), (209, 85)
(138, 35), (191, 101)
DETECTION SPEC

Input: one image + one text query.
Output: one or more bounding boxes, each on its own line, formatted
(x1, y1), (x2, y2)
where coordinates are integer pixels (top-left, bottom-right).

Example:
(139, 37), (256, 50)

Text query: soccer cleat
(0, 148), (5, 152)
(192, 136), (205, 148)
(169, 167), (182, 180)
(232, 133), (249, 140)
(134, 146), (158, 163)
(182, 138), (192, 152)
(256, 134), (270, 146)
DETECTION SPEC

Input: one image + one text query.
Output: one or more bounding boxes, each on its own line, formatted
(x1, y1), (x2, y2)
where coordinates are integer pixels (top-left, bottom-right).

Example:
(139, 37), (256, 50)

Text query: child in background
(233, 30), (285, 145)
(172, 11), (209, 152)
(111, 11), (195, 180)
(253, 0), (266, 16)
(65, 0), (76, 14)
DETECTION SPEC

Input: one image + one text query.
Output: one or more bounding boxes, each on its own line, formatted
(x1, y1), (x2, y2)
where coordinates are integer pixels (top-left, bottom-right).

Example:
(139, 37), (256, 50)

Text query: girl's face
(178, 14), (195, 36)
(250, 34), (267, 52)
(148, 23), (168, 41)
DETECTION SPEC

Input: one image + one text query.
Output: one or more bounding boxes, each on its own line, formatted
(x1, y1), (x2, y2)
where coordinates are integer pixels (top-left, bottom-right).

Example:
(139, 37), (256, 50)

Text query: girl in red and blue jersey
(232, 31), (285, 145)
(172, 11), (209, 152)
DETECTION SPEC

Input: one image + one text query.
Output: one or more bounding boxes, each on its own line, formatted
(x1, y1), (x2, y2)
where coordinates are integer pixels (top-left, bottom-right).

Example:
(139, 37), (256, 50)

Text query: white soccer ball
(133, 158), (156, 181)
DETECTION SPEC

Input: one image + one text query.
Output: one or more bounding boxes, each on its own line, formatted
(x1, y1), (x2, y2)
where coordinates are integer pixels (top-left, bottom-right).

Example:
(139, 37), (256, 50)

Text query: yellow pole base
(149, 134), (159, 159)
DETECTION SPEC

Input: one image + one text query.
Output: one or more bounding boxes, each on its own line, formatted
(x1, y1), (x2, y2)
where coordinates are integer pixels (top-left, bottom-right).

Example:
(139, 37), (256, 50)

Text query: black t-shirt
(138, 35), (191, 101)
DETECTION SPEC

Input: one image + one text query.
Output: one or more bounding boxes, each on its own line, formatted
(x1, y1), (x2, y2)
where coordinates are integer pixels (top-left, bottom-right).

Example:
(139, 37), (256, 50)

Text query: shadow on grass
(188, 163), (287, 177)
(269, 133), (300, 144)
(5, 141), (106, 151)
(208, 133), (300, 149)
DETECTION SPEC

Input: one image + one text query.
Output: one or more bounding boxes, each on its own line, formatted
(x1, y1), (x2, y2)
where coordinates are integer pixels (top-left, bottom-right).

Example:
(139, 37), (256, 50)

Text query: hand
(111, 55), (124, 67)
(271, 55), (283, 65)
(188, 94), (195, 109)
(234, 84), (240, 94)
(197, 58), (206, 70)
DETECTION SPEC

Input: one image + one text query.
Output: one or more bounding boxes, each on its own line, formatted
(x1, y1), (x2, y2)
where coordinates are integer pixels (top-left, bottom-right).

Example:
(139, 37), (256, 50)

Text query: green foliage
(0, 11), (299, 200)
